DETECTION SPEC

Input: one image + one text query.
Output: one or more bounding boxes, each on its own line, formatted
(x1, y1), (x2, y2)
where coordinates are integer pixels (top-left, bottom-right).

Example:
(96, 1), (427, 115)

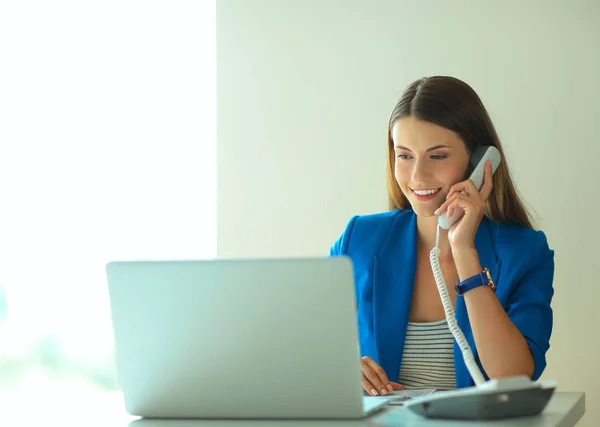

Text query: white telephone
(404, 146), (557, 420)
(437, 145), (502, 230)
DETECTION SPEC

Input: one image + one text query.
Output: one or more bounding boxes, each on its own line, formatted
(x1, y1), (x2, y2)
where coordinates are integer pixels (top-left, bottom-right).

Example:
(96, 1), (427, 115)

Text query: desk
(127, 392), (585, 427)
(0, 391), (585, 427)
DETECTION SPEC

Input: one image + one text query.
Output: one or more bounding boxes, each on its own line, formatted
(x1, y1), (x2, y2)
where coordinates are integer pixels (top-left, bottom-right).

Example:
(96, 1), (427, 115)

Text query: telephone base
(404, 377), (556, 420)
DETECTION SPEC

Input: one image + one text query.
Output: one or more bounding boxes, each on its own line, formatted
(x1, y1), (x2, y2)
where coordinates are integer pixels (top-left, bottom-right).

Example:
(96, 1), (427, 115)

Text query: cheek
(394, 161), (411, 187)
(439, 162), (470, 190)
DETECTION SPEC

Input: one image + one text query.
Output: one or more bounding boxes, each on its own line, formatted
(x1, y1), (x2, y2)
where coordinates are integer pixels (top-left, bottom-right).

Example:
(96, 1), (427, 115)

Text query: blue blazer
(330, 209), (554, 388)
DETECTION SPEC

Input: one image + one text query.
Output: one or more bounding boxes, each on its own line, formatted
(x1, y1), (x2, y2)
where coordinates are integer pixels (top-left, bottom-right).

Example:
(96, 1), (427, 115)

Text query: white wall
(218, 0), (599, 424)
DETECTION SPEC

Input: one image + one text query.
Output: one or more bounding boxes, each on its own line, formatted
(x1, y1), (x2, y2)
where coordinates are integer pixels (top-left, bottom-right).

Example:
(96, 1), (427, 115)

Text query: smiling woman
(330, 76), (554, 396)
(0, 1), (216, 393)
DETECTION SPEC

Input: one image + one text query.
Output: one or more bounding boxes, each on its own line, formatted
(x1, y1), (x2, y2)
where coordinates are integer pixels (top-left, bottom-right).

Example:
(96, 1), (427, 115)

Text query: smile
(411, 188), (441, 196)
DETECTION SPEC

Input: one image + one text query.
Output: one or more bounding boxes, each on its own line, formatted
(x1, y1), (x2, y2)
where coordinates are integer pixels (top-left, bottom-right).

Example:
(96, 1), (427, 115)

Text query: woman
(330, 76), (554, 396)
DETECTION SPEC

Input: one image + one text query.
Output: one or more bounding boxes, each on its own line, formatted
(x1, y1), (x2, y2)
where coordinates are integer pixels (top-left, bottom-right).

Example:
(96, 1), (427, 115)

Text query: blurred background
(0, 0), (216, 396)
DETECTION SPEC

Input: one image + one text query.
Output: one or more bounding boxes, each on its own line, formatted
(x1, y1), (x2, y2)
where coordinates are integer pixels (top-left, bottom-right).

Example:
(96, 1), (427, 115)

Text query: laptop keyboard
(388, 388), (436, 405)
(362, 389), (436, 412)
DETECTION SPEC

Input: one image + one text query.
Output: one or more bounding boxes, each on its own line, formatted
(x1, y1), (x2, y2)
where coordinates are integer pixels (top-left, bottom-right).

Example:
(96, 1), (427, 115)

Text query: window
(0, 1), (216, 394)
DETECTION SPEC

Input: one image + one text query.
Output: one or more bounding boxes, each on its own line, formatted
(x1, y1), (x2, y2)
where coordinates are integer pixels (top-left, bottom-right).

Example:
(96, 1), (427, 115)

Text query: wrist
(451, 245), (478, 261)
(452, 248), (481, 282)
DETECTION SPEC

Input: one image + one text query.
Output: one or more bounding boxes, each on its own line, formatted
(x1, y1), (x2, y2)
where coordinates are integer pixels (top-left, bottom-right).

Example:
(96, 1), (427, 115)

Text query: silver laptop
(105, 257), (389, 419)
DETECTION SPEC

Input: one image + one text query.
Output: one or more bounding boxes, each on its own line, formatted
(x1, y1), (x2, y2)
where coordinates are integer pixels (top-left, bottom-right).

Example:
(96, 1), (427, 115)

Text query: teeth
(414, 188), (440, 195)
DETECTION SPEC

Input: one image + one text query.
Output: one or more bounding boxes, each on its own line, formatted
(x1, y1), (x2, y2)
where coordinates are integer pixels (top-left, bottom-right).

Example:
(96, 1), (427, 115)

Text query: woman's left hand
(435, 160), (494, 252)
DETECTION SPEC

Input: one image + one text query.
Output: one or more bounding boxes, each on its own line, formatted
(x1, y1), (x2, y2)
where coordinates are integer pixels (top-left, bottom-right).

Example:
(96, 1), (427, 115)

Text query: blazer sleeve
(506, 230), (555, 380)
(329, 215), (359, 256)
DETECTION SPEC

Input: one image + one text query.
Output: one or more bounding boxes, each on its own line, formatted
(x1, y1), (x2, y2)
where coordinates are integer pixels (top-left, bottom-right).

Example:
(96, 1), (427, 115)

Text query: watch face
(484, 268), (496, 291)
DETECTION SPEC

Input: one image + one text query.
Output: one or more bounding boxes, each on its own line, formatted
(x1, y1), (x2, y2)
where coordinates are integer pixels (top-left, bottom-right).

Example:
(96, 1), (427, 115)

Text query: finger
(362, 377), (378, 396)
(479, 160), (494, 200)
(435, 196), (453, 215)
(448, 158), (497, 200)
(362, 365), (388, 395)
(390, 382), (404, 391)
(436, 191), (464, 216)
(449, 180), (479, 201)
(446, 194), (470, 218)
(447, 174), (478, 199)
(361, 364), (389, 395)
(462, 179), (481, 199)
(446, 183), (463, 200)
(446, 199), (461, 219)
(362, 357), (393, 393)
(362, 368), (385, 395)
(447, 193), (481, 218)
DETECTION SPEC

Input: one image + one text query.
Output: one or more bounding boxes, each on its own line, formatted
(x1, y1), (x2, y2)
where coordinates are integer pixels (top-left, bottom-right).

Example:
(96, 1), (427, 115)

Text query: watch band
(455, 267), (495, 296)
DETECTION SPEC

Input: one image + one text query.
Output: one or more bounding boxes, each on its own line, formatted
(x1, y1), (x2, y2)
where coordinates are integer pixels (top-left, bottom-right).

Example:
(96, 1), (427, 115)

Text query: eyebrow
(394, 144), (452, 152)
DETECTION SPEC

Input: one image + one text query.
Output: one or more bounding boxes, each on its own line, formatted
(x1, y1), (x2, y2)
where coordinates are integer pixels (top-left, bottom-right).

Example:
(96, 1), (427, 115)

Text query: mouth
(410, 187), (442, 201)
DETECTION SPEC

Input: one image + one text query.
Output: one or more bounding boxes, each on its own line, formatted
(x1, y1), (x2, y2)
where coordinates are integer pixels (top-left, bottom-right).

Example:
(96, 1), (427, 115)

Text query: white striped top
(398, 318), (456, 390)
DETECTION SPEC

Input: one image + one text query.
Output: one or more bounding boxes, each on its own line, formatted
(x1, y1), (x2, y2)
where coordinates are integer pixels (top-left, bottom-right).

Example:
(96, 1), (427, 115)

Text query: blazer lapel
(372, 210), (418, 380)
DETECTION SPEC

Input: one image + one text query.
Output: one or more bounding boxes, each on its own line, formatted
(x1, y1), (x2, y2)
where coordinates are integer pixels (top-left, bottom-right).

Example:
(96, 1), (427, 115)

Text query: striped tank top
(398, 318), (456, 390)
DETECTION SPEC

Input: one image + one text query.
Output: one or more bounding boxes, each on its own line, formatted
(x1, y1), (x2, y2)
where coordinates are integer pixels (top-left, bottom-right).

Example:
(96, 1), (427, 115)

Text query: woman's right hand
(361, 356), (404, 396)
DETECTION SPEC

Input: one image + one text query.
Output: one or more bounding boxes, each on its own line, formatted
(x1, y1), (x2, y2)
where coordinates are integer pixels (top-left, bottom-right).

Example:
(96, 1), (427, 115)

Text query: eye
(397, 154), (413, 159)
(431, 154), (447, 160)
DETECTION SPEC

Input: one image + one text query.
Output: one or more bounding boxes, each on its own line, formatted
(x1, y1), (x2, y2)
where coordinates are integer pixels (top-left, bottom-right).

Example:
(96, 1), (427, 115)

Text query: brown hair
(386, 76), (534, 229)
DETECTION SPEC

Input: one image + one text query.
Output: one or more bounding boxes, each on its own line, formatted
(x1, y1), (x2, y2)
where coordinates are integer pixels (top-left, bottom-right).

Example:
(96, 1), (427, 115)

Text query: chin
(408, 204), (438, 218)
(415, 209), (439, 219)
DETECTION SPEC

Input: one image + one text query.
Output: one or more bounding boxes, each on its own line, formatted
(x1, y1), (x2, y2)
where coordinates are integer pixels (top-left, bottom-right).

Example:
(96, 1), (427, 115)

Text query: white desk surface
(0, 391), (585, 427)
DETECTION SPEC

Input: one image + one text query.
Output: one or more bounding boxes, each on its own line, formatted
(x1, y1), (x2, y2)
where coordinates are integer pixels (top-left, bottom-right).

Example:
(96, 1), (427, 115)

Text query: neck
(416, 214), (453, 261)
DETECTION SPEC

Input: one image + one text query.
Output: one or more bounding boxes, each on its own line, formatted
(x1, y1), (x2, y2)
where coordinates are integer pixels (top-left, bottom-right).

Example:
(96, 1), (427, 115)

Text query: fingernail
(371, 389), (379, 396)
(434, 208), (440, 215)
(381, 389), (388, 395)
(388, 384), (394, 392)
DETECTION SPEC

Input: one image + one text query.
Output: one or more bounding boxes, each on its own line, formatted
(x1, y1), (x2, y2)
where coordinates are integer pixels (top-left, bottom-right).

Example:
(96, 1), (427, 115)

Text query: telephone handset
(430, 145), (502, 387)
(406, 144), (557, 420)
(437, 146), (502, 230)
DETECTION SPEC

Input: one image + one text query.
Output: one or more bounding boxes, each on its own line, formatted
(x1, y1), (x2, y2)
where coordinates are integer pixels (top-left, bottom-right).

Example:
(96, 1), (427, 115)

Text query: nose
(411, 157), (432, 183)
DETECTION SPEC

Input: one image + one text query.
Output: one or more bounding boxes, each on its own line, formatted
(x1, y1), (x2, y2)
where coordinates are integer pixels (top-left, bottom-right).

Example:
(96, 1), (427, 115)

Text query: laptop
(105, 257), (390, 419)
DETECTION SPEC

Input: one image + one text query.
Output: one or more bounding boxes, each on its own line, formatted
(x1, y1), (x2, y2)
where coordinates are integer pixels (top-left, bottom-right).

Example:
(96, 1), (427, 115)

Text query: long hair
(386, 76), (533, 228)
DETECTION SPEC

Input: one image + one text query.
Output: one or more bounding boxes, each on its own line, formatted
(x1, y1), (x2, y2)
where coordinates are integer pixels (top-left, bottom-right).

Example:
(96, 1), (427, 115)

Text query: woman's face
(392, 116), (470, 217)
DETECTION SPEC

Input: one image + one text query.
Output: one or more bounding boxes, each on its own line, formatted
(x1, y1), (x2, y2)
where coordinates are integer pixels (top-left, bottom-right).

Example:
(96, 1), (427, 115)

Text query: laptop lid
(106, 257), (367, 419)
